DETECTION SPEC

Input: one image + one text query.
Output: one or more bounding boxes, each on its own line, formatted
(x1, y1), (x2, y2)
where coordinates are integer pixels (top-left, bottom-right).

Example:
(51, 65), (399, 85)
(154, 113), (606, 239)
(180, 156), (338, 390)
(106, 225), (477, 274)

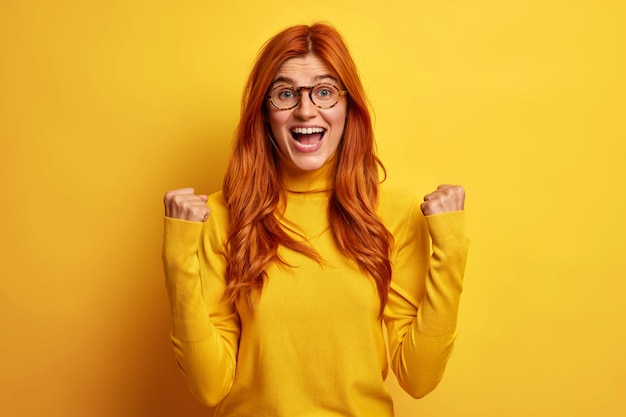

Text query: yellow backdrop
(1, 1), (624, 416)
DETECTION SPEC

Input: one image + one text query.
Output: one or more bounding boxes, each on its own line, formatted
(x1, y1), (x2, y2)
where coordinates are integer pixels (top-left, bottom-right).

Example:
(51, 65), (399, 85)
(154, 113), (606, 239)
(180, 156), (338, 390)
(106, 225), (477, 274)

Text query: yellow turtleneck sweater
(162, 161), (469, 417)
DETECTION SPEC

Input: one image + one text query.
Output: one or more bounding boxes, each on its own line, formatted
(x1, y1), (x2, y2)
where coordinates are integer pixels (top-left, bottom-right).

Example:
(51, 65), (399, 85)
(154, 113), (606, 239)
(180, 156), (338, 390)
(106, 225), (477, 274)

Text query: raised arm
(162, 188), (240, 406)
(385, 185), (469, 398)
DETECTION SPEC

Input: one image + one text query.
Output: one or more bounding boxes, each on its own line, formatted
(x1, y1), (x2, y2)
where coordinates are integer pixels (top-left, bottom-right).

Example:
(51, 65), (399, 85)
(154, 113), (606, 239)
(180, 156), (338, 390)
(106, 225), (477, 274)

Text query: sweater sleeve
(162, 201), (240, 406)
(384, 200), (469, 399)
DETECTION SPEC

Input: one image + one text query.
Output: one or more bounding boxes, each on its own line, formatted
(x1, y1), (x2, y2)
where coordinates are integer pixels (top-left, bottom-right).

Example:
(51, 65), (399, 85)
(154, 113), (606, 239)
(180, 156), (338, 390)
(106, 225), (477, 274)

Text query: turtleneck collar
(280, 155), (336, 193)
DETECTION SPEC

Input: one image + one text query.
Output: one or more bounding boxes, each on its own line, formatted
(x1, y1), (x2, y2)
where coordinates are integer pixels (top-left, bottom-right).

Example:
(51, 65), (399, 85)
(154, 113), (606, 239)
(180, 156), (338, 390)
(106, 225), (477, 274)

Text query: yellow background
(1, 0), (624, 416)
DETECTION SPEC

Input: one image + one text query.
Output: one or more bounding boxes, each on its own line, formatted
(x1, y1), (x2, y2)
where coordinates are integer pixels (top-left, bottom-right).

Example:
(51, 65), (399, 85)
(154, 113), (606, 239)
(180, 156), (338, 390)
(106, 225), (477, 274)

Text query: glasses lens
(271, 85), (299, 110)
(311, 84), (340, 108)
(270, 83), (342, 110)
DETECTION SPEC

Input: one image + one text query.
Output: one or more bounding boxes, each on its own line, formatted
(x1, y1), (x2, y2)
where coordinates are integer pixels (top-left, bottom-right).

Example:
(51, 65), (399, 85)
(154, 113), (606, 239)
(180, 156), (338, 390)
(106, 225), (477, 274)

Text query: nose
(294, 90), (318, 119)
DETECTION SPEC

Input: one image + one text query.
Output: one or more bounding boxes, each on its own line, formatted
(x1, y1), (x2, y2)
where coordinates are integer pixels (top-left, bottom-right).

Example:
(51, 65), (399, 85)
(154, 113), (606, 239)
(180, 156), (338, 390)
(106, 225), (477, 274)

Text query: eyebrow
(271, 74), (339, 86)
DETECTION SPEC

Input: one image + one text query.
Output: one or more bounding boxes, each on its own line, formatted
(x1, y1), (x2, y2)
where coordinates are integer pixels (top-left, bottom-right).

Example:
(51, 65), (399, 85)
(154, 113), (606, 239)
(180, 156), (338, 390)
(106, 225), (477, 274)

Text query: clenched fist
(421, 185), (465, 216)
(164, 188), (210, 222)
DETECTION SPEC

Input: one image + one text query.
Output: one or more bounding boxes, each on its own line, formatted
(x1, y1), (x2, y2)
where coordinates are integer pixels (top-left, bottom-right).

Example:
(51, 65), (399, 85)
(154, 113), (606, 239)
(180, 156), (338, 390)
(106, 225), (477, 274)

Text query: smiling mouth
(291, 127), (326, 149)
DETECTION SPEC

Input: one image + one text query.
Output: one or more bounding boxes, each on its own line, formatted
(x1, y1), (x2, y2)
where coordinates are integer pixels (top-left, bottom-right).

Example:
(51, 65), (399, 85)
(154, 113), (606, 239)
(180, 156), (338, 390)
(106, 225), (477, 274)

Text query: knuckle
(163, 190), (175, 203)
(173, 194), (188, 206)
(164, 188), (194, 203)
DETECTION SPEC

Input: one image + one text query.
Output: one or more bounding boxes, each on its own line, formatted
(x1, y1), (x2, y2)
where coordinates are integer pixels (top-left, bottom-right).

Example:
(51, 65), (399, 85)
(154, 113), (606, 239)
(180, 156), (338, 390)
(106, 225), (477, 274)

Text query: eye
(314, 85), (335, 100)
(277, 87), (297, 100)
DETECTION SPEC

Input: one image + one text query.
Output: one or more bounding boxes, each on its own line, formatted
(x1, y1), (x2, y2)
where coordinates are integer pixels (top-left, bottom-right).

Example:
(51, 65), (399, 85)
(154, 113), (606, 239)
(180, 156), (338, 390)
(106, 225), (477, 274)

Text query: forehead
(272, 54), (339, 85)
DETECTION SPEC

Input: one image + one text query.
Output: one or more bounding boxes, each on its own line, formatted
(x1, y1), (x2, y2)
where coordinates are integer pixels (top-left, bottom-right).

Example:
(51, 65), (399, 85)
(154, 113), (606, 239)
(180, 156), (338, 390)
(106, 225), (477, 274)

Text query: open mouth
(291, 127), (326, 150)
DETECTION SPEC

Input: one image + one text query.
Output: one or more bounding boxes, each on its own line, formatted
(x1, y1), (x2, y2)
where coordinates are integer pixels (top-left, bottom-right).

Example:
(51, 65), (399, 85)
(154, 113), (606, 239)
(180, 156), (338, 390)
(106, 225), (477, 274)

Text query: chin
(288, 155), (329, 172)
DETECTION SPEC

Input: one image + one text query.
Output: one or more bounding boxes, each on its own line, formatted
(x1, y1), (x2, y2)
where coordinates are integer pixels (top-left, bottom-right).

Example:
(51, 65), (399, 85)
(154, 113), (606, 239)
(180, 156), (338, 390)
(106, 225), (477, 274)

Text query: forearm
(163, 217), (212, 340)
(388, 210), (469, 398)
(415, 210), (468, 336)
(162, 216), (238, 405)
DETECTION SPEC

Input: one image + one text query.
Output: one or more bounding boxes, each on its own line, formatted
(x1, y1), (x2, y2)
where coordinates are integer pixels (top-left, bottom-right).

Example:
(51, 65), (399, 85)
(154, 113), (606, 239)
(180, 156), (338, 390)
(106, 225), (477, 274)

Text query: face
(267, 54), (347, 172)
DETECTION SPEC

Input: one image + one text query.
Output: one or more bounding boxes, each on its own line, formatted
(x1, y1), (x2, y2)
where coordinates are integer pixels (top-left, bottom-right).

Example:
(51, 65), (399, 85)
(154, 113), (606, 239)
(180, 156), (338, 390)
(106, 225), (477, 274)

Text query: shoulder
(379, 183), (427, 238)
(207, 190), (228, 213)
(202, 191), (230, 244)
(379, 183), (421, 212)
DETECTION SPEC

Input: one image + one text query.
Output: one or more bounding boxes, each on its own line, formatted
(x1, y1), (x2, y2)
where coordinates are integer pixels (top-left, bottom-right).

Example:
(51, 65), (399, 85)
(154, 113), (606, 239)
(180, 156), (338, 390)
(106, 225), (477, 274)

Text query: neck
(281, 156), (336, 193)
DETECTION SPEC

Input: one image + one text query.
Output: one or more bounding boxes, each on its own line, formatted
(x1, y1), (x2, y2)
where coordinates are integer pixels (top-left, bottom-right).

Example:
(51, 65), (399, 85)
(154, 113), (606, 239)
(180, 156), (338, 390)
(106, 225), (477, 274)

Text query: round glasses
(267, 83), (347, 110)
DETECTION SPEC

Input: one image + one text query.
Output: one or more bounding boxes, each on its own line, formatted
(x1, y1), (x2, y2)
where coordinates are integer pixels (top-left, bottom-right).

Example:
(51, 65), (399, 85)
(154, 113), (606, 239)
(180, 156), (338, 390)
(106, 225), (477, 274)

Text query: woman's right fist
(163, 188), (210, 222)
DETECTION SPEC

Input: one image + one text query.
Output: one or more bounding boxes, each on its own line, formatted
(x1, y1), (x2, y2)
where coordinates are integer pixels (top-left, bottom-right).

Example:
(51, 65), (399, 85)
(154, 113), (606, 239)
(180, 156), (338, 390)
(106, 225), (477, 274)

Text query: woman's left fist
(421, 184), (465, 216)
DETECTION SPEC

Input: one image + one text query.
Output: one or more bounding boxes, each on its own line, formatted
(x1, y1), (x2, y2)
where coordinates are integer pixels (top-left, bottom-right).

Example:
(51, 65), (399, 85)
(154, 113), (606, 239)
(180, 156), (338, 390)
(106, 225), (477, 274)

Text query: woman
(163, 23), (468, 417)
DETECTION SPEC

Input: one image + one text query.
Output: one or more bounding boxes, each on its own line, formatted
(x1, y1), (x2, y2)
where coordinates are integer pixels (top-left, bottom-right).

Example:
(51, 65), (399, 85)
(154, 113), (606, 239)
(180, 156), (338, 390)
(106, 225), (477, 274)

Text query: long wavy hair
(222, 23), (393, 315)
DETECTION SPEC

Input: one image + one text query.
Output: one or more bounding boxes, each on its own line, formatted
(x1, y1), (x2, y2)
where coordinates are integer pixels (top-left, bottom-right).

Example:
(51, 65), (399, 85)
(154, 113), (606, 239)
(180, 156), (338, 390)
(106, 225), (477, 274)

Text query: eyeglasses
(267, 83), (347, 110)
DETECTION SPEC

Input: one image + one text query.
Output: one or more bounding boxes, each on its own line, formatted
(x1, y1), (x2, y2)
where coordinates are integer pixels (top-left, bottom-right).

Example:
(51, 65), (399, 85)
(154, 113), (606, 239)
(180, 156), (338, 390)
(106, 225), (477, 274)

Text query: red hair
(222, 23), (393, 314)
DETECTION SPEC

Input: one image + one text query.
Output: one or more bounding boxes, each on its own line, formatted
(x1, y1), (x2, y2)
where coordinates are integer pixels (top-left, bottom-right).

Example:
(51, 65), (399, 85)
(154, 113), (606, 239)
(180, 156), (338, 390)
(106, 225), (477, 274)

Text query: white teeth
(292, 127), (325, 134)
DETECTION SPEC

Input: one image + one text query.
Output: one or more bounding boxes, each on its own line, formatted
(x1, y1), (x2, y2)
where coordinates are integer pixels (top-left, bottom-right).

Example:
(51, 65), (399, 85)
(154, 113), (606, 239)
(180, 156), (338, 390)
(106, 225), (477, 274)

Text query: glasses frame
(267, 82), (348, 111)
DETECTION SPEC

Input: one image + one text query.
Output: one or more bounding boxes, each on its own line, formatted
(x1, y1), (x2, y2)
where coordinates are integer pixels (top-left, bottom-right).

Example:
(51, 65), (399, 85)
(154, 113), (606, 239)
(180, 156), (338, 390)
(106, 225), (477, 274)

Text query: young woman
(162, 22), (468, 417)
